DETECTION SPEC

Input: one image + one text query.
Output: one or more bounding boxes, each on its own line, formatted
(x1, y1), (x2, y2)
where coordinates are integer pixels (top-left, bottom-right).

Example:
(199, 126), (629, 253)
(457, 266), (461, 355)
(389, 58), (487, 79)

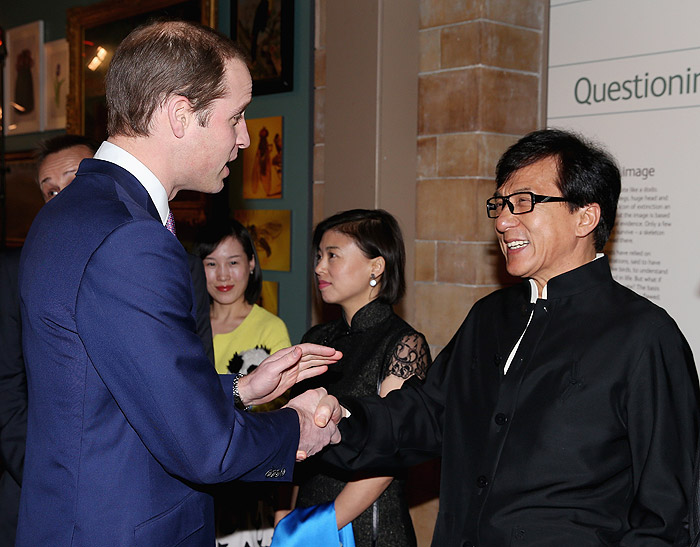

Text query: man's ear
(575, 203), (601, 239)
(166, 95), (192, 139)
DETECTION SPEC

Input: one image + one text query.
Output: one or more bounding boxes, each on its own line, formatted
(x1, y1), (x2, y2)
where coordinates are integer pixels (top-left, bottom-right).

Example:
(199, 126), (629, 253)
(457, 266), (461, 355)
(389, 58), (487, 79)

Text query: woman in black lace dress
(282, 209), (431, 547)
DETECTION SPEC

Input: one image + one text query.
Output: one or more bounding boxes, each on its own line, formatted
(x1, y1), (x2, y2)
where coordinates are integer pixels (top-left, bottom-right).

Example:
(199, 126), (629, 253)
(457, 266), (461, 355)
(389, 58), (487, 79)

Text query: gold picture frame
(242, 116), (283, 199)
(66, 0), (217, 139)
(3, 21), (44, 135)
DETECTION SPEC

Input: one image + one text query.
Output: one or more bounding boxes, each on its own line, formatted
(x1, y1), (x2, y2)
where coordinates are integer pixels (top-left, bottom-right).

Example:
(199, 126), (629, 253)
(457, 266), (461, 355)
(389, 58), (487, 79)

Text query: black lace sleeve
(386, 332), (431, 381)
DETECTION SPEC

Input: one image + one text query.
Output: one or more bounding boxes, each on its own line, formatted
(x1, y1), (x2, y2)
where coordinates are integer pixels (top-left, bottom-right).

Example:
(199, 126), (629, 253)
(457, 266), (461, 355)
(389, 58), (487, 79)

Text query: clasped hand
(235, 343), (344, 461)
(284, 387), (342, 461)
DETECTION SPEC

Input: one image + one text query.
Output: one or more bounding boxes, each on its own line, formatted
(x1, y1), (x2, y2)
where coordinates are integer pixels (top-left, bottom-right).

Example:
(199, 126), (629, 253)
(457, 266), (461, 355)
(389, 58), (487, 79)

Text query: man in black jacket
(323, 129), (699, 546)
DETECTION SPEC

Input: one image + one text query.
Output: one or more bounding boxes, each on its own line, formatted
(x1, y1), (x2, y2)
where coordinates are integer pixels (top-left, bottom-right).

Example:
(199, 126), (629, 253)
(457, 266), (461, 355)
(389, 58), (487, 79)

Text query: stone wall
(414, 0), (548, 353)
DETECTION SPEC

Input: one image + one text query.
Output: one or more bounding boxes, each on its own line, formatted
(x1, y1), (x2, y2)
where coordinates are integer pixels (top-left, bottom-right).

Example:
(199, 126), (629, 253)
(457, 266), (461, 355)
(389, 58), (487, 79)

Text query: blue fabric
(271, 502), (355, 547)
(16, 159), (299, 546)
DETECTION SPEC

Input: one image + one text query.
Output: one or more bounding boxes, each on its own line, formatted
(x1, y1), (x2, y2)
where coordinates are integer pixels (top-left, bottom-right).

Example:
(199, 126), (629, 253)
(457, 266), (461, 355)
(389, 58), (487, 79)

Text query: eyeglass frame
(485, 191), (570, 219)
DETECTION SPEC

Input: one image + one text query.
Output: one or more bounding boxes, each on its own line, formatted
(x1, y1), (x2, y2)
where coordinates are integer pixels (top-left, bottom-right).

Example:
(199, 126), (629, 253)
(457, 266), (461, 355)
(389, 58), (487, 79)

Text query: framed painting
(43, 39), (69, 131)
(242, 116), (283, 199)
(232, 0), (293, 95)
(2, 151), (43, 247)
(233, 209), (290, 271)
(66, 0), (217, 141)
(259, 280), (279, 315)
(3, 21), (44, 136)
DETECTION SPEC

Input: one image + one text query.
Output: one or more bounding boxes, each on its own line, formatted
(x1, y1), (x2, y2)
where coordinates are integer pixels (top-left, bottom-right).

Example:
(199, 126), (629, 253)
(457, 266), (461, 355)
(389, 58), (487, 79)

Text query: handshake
(235, 343), (346, 461)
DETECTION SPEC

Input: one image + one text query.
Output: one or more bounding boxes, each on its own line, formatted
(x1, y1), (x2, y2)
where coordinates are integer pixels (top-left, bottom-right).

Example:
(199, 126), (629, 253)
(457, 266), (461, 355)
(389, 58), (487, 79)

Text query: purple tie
(165, 211), (176, 236)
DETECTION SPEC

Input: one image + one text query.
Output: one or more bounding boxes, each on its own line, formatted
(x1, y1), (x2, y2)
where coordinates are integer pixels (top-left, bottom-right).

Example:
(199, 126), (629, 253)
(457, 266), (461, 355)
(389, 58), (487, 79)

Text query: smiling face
(203, 236), (255, 307)
(494, 156), (598, 295)
(37, 145), (94, 202)
(315, 230), (381, 322)
(184, 58), (252, 194)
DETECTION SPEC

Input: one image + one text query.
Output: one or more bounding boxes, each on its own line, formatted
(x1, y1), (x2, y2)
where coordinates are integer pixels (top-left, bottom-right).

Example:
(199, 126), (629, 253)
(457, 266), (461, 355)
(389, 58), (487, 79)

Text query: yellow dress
(213, 304), (291, 375)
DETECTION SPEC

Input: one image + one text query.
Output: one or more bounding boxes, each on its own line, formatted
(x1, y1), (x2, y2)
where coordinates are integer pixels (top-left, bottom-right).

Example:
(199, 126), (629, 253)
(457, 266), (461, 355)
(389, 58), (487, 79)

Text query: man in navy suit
(0, 134), (97, 547)
(17, 21), (341, 546)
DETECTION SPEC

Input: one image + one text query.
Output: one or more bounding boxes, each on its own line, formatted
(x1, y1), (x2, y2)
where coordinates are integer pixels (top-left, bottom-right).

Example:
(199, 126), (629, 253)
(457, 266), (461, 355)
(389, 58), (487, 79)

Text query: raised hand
(237, 344), (342, 407)
(284, 388), (342, 461)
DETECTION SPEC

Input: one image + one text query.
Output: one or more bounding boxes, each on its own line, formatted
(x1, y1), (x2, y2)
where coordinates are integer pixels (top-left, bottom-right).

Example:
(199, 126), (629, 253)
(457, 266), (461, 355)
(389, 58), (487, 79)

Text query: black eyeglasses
(485, 191), (570, 219)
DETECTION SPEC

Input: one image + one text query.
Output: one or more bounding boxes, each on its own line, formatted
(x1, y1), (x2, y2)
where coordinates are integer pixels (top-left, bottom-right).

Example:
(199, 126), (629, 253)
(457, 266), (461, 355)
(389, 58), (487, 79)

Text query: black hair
(36, 134), (99, 177)
(194, 219), (262, 305)
(495, 128), (621, 252)
(313, 209), (406, 305)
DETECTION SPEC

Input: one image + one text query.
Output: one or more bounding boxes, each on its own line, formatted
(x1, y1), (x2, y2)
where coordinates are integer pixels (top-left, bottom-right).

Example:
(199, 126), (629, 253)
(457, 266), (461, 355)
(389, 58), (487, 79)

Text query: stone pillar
(414, 0), (548, 351)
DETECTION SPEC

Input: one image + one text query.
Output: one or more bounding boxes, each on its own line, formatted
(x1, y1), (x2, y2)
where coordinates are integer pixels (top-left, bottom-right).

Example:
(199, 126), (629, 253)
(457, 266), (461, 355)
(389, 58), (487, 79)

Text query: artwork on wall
(43, 39), (69, 131)
(3, 151), (43, 247)
(233, 209), (290, 271)
(232, 0), (294, 95)
(259, 280), (279, 315)
(3, 21), (44, 135)
(66, 0), (216, 140)
(243, 116), (283, 199)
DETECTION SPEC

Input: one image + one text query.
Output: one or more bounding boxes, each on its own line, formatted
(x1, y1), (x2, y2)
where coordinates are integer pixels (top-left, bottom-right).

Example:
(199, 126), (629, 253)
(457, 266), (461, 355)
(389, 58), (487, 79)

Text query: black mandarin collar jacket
(328, 257), (699, 546)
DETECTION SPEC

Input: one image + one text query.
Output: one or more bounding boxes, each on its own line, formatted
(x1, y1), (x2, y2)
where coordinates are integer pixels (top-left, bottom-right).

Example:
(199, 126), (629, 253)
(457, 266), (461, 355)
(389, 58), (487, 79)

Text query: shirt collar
(94, 141), (170, 225)
(528, 252), (605, 303)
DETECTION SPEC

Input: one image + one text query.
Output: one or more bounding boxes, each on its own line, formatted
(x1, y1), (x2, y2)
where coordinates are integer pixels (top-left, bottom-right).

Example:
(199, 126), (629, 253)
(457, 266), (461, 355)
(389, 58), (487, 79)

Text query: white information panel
(548, 0), (700, 361)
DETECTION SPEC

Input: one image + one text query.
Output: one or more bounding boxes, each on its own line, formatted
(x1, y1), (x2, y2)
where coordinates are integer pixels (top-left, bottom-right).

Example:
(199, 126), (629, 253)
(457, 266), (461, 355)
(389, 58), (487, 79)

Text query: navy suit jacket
(17, 159), (298, 546)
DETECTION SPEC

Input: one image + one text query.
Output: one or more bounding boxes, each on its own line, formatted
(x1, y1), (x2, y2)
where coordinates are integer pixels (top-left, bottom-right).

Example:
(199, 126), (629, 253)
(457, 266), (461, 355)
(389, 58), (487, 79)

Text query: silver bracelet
(232, 373), (251, 411)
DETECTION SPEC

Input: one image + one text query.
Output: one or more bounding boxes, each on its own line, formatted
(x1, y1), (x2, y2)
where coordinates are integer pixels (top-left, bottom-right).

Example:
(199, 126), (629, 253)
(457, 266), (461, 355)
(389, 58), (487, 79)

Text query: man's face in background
(38, 145), (94, 203)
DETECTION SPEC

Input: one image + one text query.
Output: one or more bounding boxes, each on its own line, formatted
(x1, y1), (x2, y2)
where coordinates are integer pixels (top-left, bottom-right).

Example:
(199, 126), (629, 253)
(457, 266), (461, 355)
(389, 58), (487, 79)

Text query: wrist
(232, 373), (252, 410)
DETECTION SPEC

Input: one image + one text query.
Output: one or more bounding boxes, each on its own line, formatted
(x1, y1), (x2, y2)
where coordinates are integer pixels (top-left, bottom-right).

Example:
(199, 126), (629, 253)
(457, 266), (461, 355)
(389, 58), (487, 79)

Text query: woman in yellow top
(196, 219), (290, 376)
(195, 219), (291, 547)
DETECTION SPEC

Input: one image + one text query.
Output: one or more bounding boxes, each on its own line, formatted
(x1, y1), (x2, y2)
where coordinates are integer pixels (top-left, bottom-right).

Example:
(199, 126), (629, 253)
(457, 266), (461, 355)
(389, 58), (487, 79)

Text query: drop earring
(369, 274), (377, 287)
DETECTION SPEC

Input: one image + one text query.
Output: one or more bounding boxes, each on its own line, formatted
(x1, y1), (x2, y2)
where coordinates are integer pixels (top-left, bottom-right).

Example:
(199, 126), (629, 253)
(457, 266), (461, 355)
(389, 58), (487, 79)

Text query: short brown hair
(105, 20), (247, 137)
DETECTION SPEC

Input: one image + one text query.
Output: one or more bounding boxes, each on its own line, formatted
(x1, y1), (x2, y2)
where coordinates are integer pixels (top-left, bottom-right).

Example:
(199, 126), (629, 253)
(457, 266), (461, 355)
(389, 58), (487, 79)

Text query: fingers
(295, 349), (342, 381)
(296, 364), (329, 383)
(314, 403), (331, 427)
(286, 388), (342, 460)
(330, 401), (344, 424)
(313, 394), (341, 427)
(260, 345), (302, 371)
(272, 345), (302, 368)
(296, 343), (339, 358)
(299, 349), (343, 365)
(330, 427), (342, 445)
